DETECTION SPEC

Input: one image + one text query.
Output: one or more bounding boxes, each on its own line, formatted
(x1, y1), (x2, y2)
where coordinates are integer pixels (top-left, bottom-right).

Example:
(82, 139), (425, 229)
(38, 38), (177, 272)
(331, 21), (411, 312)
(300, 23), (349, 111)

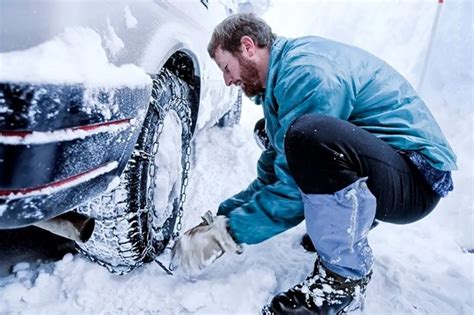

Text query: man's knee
(284, 114), (340, 162)
(285, 114), (342, 150)
(284, 114), (360, 194)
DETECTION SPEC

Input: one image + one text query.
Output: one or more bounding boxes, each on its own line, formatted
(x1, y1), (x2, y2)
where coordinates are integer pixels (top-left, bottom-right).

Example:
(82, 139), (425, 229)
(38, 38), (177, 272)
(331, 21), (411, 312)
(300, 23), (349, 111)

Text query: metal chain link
(147, 69), (192, 244)
(131, 69), (193, 267)
(77, 69), (193, 275)
(76, 170), (151, 275)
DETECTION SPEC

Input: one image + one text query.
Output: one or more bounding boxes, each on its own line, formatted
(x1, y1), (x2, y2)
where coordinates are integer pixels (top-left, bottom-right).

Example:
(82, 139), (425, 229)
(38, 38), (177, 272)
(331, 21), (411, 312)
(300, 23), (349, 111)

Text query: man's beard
(236, 55), (264, 97)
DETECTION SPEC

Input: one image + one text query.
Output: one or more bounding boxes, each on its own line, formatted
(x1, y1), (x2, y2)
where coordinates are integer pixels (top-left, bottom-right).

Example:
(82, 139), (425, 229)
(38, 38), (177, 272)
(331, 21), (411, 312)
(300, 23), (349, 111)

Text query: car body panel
(0, 0), (237, 228)
(0, 0), (235, 131)
(0, 83), (151, 228)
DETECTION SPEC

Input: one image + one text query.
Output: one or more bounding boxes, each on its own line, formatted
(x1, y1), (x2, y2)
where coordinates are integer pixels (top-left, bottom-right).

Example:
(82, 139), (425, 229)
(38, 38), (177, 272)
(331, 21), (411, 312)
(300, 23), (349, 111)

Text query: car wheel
(75, 68), (193, 274)
(218, 89), (242, 127)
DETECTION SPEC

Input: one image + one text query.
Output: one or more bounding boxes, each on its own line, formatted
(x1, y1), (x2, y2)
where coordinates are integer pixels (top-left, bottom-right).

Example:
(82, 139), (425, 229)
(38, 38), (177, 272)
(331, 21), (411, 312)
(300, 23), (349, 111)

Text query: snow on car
(0, 0), (241, 274)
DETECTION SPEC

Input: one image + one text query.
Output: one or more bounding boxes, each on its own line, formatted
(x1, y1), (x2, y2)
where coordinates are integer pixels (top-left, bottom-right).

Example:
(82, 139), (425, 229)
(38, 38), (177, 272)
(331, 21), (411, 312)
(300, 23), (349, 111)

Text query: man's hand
(170, 211), (243, 275)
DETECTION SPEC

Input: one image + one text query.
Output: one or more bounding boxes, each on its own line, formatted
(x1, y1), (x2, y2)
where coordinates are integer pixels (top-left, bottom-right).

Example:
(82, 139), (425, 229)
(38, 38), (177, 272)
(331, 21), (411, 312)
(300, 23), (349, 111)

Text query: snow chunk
(0, 204), (6, 217)
(124, 6), (138, 29)
(0, 27), (150, 87)
(22, 272), (62, 305)
(104, 18), (125, 58)
(12, 262), (31, 273)
(60, 253), (75, 264)
(105, 176), (121, 193)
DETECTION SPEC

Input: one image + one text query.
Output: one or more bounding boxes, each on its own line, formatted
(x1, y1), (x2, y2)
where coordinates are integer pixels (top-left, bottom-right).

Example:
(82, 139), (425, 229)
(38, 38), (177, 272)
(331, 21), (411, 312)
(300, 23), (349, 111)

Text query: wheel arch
(139, 25), (204, 135)
(163, 49), (201, 135)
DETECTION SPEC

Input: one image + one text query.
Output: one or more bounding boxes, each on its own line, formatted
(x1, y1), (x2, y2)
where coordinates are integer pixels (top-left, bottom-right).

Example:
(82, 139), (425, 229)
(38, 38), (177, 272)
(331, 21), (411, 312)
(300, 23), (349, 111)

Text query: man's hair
(208, 13), (276, 58)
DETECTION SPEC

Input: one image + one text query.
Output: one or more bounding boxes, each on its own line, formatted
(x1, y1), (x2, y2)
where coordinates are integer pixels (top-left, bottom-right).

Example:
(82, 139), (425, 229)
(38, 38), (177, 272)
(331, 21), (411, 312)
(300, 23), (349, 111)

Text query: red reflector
(0, 118), (131, 138)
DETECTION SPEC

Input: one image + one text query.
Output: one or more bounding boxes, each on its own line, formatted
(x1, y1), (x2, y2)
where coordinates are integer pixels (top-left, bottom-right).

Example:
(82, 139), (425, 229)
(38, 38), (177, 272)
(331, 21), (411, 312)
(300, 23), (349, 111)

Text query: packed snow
(153, 113), (185, 228)
(0, 0), (473, 314)
(124, 6), (139, 29)
(0, 28), (151, 87)
(0, 120), (132, 145)
(104, 18), (125, 59)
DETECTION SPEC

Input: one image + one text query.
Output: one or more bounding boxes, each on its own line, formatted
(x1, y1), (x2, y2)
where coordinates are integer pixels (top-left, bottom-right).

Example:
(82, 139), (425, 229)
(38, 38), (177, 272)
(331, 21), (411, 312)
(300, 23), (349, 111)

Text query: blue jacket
(218, 36), (457, 244)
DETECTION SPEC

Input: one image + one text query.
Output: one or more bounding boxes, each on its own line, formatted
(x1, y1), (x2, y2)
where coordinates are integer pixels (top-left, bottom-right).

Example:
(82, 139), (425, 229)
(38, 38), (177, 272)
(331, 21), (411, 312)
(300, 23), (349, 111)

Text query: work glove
(170, 211), (243, 275)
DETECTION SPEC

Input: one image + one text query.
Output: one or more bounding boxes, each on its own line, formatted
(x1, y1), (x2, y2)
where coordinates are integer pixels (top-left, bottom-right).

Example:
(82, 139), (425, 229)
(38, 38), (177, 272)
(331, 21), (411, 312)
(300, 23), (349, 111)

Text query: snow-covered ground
(1, 0), (473, 314)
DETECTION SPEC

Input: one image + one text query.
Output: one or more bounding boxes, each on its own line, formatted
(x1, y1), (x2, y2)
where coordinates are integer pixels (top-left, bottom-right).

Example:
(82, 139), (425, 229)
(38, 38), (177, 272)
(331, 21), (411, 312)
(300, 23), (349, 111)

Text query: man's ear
(240, 36), (256, 57)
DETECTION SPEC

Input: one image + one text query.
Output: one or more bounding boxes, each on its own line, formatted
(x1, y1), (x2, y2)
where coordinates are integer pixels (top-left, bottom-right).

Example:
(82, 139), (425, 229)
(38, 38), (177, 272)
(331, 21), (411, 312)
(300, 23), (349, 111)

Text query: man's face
(214, 47), (264, 97)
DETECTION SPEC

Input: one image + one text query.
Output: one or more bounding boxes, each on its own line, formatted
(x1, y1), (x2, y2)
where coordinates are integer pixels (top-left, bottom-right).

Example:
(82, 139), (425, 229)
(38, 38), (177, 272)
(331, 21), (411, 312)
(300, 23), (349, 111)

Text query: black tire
(76, 69), (193, 274)
(218, 89), (242, 127)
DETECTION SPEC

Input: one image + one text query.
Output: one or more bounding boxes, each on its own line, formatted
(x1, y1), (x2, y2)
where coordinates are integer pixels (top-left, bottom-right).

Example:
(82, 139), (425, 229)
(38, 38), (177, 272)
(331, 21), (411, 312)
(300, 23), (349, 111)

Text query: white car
(0, 0), (242, 274)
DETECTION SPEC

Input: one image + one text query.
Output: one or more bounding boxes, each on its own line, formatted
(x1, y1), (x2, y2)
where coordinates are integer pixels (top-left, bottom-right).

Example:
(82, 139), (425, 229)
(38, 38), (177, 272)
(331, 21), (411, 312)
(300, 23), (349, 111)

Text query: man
(171, 13), (456, 314)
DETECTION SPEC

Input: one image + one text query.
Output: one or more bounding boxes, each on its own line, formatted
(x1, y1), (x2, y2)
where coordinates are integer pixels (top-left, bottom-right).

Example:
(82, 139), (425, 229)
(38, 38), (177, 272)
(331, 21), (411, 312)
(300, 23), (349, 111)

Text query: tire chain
(147, 69), (192, 256)
(77, 69), (192, 275)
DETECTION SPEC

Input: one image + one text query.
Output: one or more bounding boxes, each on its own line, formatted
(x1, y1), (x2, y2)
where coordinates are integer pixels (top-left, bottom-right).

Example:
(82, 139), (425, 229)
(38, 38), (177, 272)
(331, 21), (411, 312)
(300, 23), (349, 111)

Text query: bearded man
(171, 13), (456, 314)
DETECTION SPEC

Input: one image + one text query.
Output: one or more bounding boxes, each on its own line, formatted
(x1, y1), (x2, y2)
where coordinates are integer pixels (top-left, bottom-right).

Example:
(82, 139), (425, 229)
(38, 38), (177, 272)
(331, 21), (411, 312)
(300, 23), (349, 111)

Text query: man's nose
(224, 73), (233, 86)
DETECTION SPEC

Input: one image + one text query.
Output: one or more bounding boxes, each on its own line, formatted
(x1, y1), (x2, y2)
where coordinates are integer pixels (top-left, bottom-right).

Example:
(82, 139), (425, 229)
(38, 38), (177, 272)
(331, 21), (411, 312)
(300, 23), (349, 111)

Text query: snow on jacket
(218, 36), (457, 245)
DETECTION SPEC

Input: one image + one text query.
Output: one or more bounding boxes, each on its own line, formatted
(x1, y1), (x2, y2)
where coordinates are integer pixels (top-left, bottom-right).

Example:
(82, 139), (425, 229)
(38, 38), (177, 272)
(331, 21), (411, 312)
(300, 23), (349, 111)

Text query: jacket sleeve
(225, 53), (355, 245)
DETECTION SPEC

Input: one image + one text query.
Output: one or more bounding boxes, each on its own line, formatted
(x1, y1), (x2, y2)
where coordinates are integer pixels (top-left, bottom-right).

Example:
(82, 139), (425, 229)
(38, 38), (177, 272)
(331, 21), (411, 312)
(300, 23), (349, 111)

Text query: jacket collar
(250, 37), (288, 105)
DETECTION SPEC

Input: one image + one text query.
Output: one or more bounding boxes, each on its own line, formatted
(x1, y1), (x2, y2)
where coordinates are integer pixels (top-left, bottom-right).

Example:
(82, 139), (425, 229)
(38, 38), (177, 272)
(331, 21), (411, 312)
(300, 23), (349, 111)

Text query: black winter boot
(262, 260), (372, 315)
(301, 233), (316, 252)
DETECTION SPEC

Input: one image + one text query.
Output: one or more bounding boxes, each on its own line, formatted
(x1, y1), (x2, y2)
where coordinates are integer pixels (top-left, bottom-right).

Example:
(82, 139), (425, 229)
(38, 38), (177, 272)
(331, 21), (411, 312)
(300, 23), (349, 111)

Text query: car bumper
(0, 82), (152, 228)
